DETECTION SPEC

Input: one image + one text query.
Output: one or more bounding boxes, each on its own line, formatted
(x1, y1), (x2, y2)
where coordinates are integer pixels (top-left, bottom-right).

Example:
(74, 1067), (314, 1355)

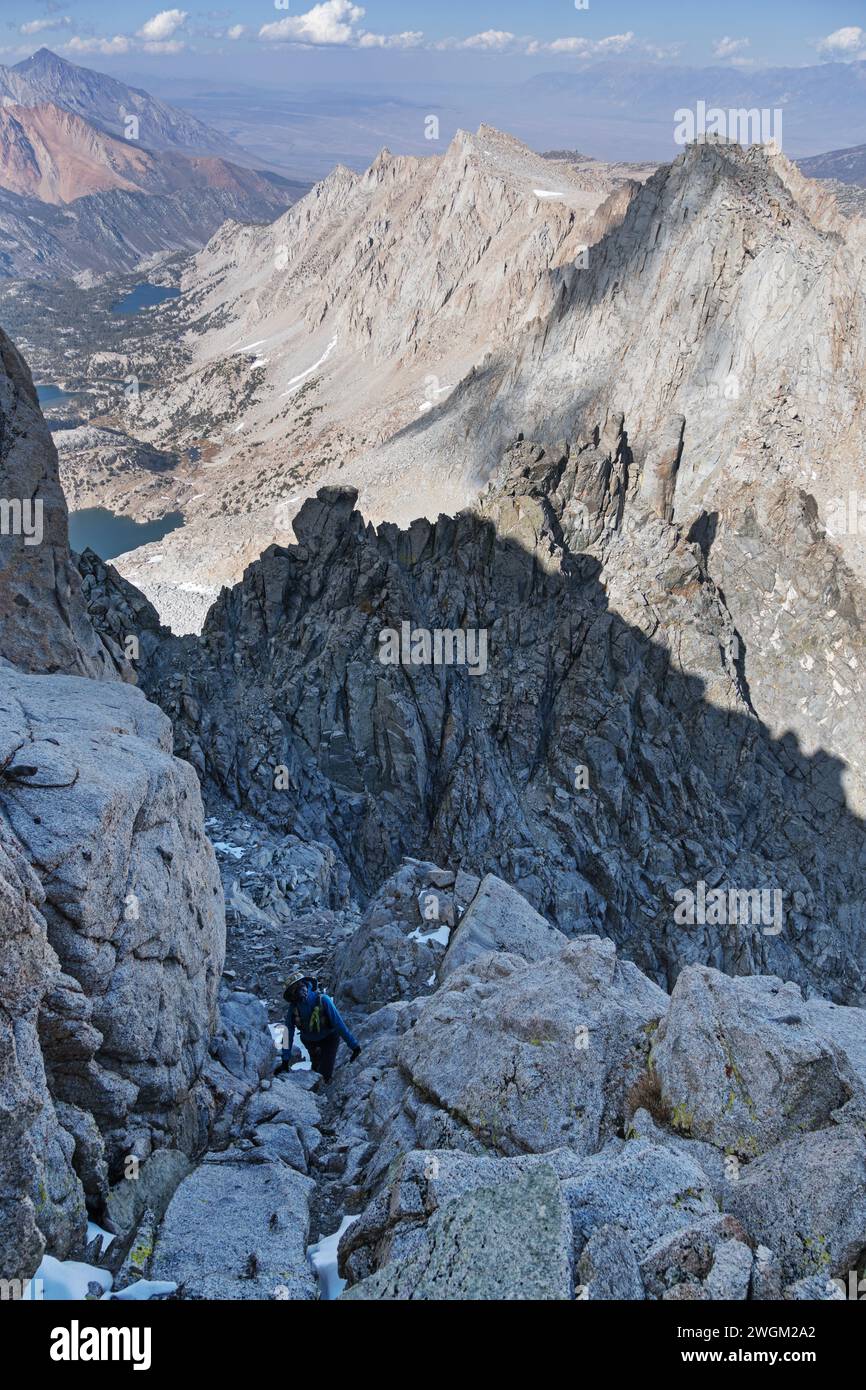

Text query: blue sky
(1, 1), (865, 80)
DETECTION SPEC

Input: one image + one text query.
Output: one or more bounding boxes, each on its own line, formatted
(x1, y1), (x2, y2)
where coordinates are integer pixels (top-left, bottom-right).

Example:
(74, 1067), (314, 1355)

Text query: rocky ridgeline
(125, 429), (866, 1007)
(89, 124), (647, 619)
(362, 139), (866, 843)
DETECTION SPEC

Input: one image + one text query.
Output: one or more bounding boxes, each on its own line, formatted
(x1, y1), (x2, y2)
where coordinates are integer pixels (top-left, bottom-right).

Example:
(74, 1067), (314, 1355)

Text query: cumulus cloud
(62, 8), (189, 57)
(227, 24), (246, 41)
(713, 36), (750, 59)
(65, 35), (132, 56)
(260, 0), (365, 46)
(20, 16), (72, 35)
(436, 29), (635, 57)
(457, 31), (518, 52)
(258, 1), (421, 49)
(818, 26), (866, 58)
(135, 9), (188, 43)
(545, 31), (635, 56)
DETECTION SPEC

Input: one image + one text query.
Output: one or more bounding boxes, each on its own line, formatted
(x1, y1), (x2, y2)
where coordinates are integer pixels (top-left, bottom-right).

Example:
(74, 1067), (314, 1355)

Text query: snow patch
(213, 842), (245, 859)
(268, 1023), (312, 1071)
(108, 1280), (177, 1301)
(23, 1253), (177, 1301)
(281, 335), (338, 397)
(308, 1215), (360, 1300)
(407, 924), (451, 946)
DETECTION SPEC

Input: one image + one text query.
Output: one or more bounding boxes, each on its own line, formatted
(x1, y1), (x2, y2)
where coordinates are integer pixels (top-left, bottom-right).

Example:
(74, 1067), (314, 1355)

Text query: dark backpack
(293, 989), (329, 1038)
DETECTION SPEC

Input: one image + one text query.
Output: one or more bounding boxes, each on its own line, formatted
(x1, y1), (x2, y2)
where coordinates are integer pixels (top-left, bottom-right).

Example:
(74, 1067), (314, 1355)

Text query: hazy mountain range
(0, 51), (307, 278)
(799, 143), (866, 184)
(164, 57), (866, 175)
(0, 47), (237, 157)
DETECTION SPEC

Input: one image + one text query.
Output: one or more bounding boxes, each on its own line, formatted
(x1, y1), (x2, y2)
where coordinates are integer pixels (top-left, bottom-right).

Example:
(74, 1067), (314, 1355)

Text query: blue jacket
(284, 986), (360, 1054)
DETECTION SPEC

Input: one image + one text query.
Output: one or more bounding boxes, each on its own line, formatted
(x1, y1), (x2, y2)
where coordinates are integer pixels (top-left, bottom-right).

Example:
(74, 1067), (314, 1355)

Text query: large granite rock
(0, 825), (87, 1280)
(637, 1212), (756, 1300)
(150, 1156), (317, 1300)
(562, 1139), (720, 1263)
(0, 657), (229, 1287)
(0, 665), (225, 1174)
(338, 1145), (585, 1285)
(396, 936), (668, 1157)
(440, 872), (566, 980)
(342, 1165), (573, 1300)
(723, 1125), (866, 1284)
(653, 966), (864, 1155)
(334, 858), (477, 1011)
(103, 1148), (194, 1236)
(577, 1223), (645, 1300)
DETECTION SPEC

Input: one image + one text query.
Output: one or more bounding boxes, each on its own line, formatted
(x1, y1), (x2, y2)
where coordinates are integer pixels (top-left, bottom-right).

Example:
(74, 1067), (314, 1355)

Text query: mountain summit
(0, 47), (233, 157)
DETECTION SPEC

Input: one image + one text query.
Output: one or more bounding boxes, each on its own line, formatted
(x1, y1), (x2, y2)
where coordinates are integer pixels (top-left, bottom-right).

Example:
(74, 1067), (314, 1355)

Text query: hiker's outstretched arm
(325, 997), (360, 1051)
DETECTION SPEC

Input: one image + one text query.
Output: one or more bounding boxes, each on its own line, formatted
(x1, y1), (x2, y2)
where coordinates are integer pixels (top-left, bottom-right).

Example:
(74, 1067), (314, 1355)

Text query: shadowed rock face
(0, 326), (124, 679)
(134, 430), (866, 1005)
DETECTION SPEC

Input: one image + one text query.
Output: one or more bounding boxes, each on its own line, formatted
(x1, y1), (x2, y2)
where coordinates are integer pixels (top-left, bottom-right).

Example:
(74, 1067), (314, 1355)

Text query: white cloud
(713, 36), (750, 59)
(65, 35), (132, 56)
(546, 31), (635, 56)
(358, 32), (423, 49)
(259, 1), (421, 49)
(135, 9), (188, 43)
(20, 16), (72, 36)
(227, 24), (246, 41)
(818, 26), (866, 58)
(63, 9), (188, 58)
(435, 29), (635, 57)
(457, 31), (517, 52)
(259, 1), (365, 46)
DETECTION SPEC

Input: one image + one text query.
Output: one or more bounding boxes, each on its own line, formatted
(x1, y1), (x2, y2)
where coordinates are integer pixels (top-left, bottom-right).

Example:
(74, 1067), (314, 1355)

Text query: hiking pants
(308, 1034), (340, 1082)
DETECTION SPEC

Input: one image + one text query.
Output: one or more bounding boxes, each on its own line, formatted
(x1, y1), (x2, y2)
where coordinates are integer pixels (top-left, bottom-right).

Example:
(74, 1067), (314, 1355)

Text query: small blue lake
(69, 507), (184, 561)
(111, 283), (181, 315)
(37, 384), (77, 405)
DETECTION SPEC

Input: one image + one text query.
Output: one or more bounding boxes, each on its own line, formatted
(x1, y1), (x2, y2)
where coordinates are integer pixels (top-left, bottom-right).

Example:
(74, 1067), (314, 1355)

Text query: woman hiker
(276, 970), (362, 1082)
